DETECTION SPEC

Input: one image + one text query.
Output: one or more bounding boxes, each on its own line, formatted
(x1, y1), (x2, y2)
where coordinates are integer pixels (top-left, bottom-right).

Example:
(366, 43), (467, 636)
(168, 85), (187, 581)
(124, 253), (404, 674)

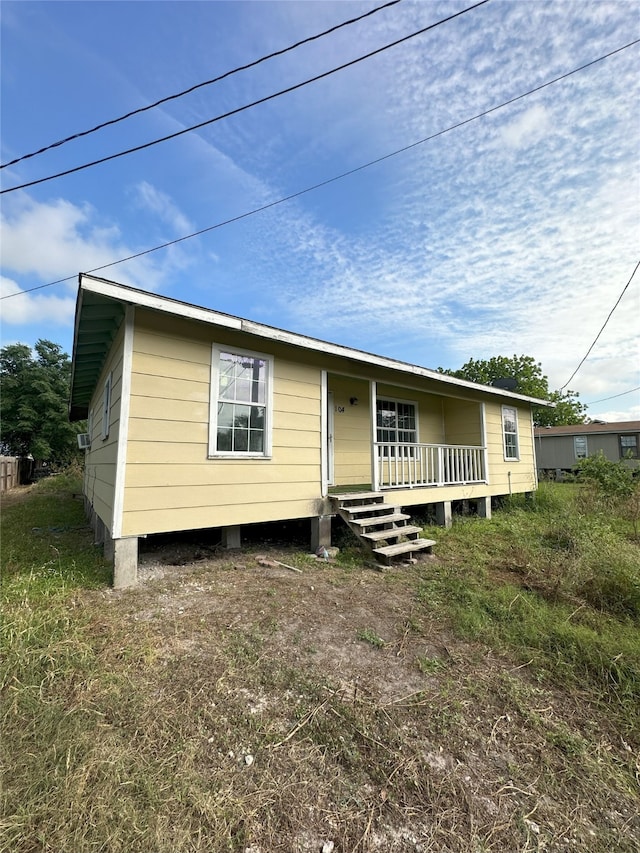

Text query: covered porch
(324, 372), (488, 495)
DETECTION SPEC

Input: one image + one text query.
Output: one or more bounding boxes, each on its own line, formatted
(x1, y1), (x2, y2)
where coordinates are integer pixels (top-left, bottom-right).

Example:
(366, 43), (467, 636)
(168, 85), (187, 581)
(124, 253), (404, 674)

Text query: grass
(2, 476), (639, 852)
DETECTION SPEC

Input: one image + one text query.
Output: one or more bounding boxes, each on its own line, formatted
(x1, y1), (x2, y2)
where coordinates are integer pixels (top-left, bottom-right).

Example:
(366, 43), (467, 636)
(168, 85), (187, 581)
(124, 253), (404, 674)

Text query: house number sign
(335, 405), (345, 413)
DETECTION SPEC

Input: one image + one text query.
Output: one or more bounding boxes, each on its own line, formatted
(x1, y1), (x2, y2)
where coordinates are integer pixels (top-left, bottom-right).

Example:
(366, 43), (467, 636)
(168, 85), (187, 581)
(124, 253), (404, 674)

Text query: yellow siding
(124, 497), (325, 534)
(83, 321), (126, 532)
(101, 307), (539, 537)
(442, 398), (482, 446)
(121, 313), (323, 536)
(483, 403), (536, 493)
(330, 376), (371, 486)
(377, 384), (446, 445)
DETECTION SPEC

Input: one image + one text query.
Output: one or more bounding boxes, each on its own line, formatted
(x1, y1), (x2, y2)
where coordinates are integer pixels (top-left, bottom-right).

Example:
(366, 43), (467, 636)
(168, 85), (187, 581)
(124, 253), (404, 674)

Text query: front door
(327, 391), (334, 486)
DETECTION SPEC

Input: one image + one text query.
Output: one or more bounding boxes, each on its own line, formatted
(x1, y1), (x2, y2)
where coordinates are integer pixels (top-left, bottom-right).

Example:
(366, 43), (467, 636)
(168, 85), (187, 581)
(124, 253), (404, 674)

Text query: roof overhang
(70, 273), (554, 420)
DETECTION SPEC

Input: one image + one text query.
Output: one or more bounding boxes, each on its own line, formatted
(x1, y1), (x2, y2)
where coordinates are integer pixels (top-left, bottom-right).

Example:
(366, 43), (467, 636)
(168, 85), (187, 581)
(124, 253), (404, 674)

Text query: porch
(325, 373), (488, 494)
(374, 442), (486, 490)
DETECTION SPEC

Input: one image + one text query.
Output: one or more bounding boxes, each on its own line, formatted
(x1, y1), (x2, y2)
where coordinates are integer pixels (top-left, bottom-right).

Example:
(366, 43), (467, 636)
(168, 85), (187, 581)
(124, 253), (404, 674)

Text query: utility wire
(0, 0), (402, 170)
(1, 0), (490, 195)
(560, 260), (640, 390)
(2, 38), (638, 301)
(588, 386), (640, 405)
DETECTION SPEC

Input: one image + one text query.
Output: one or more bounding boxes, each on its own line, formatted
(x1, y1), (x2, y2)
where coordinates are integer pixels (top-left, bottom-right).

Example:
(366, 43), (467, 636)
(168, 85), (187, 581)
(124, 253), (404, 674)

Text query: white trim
(208, 344), (274, 458)
(81, 275), (241, 331)
(101, 372), (112, 440)
(320, 372), (328, 495)
(370, 380), (378, 492)
(480, 402), (489, 485)
(375, 395), (420, 449)
(502, 405), (520, 461)
(531, 413), (539, 490)
(79, 274), (552, 408)
(111, 307), (134, 540)
(573, 435), (588, 460)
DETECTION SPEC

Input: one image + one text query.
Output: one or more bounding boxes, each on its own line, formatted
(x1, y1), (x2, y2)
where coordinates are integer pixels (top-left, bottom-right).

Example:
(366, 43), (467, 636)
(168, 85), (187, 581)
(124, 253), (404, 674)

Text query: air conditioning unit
(77, 433), (91, 450)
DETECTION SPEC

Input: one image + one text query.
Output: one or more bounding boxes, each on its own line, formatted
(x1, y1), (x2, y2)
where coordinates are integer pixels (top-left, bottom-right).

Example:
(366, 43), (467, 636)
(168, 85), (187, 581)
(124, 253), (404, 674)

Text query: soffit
(69, 290), (125, 420)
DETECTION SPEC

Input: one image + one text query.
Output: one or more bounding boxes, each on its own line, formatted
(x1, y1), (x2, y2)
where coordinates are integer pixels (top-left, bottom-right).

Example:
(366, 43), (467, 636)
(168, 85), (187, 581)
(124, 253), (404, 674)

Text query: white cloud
(593, 403), (640, 423)
(500, 104), (551, 149)
(1, 196), (119, 277)
(0, 275), (75, 326)
(132, 181), (193, 234)
(0, 194), (178, 303)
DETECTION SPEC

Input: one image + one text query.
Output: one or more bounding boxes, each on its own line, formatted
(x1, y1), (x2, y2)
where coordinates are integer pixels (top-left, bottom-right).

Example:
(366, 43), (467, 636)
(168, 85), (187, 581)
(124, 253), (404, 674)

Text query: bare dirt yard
(73, 534), (638, 853)
(3, 480), (639, 853)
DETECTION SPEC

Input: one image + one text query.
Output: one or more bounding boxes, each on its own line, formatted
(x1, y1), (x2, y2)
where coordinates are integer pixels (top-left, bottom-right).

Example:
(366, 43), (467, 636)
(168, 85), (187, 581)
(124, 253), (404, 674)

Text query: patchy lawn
(2, 477), (639, 852)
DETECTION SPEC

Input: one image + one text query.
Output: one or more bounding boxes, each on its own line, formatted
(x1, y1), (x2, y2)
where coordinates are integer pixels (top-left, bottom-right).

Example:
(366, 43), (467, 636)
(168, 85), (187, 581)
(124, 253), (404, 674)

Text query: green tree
(439, 354), (587, 426)
(0, 340), (82, 463)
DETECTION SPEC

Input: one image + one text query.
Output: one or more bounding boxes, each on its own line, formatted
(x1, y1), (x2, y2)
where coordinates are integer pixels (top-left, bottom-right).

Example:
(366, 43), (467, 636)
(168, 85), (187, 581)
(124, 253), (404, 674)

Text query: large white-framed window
(101, 373), (112, 440)
(209, 345), (273, 458)
(376, 398), (418, 456)
(502, 405), (519, 460)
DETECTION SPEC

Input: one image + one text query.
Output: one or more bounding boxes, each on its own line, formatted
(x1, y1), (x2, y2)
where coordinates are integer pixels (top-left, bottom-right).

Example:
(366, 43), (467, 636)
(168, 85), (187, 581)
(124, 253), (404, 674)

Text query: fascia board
(79, 274), (553, 408)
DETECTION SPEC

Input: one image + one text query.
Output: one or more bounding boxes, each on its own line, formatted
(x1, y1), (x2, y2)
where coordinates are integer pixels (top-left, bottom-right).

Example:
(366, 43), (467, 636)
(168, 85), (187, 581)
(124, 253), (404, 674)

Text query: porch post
(480, 403), (490, 484)
(370, 380), (379, 491)
(320, 370), (328, 497)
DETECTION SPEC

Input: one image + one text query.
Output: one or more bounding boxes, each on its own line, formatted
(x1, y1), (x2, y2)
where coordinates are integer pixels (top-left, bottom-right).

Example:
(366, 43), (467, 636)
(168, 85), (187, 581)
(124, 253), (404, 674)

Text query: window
(376, 399), (417, 455)
(209, 347), (272, 457)
(101, 373), (112, 440)
(502, 406), (519, 460)
(619, 434), (638, 459)
(574, 436), (588, 459)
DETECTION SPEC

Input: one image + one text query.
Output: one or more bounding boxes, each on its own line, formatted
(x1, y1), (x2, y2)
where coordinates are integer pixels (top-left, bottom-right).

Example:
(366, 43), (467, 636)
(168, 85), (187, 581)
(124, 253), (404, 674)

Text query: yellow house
(70, 274), (550, 587)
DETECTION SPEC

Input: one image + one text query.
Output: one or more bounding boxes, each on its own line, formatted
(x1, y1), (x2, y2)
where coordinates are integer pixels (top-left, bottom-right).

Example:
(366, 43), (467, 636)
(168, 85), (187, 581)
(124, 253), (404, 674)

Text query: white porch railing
(374, 442), (486, 490)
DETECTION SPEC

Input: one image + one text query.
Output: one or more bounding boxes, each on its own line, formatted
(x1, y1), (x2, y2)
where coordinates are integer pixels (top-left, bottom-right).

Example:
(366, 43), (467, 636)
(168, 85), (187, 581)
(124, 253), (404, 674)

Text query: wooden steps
(330, 492), (435, 565)
(361, 525), (424, 542)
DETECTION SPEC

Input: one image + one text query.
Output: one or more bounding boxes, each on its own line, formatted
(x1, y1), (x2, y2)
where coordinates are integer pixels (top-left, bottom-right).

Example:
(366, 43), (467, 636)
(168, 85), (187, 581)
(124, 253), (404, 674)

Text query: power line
(589, 386), (640, 405)
(560, 260), (639, 391)
(0, 0), (402, 170)
(1, 0), (490, 195)
(2, 38), (638, 302)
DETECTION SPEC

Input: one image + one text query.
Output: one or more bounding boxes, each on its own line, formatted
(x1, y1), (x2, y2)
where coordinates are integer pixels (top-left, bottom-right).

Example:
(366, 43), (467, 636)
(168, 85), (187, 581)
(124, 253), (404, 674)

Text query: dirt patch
(81, 542), (640, 852)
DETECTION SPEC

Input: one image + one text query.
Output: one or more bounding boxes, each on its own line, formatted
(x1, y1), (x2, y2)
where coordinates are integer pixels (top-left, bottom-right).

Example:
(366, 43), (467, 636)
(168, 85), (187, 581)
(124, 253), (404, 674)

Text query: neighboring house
(534, 421), (640, 477)
(70, 274), (551, 587)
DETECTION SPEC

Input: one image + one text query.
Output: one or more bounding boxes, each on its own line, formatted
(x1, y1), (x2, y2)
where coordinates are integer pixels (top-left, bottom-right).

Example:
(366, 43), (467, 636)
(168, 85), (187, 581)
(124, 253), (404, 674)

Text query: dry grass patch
(2, 478), (639, 852)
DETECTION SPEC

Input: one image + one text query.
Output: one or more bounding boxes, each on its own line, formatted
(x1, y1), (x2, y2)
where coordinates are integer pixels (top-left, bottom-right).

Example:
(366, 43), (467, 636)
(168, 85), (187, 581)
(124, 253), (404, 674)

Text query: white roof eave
(79, 274), (554, 408)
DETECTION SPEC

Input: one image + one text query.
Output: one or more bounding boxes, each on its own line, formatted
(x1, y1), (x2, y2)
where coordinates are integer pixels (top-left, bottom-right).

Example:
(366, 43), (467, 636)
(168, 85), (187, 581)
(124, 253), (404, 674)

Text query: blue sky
(1, 0), (638, 421)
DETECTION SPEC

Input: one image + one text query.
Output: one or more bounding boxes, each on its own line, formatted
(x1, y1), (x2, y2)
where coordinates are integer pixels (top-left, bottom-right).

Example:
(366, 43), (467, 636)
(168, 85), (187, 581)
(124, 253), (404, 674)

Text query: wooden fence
(0, 456), (20, 493)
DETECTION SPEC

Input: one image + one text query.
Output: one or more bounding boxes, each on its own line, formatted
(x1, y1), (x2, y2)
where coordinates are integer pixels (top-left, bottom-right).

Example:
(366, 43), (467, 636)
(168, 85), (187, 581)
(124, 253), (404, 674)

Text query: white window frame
(101, 373), (112, 440)
(502, 405), (519, 461)
(619, 434), (638, 459)
(208, 345), (274, 458)
(376, 397), (419, 458)
(574, 435), (588, 459)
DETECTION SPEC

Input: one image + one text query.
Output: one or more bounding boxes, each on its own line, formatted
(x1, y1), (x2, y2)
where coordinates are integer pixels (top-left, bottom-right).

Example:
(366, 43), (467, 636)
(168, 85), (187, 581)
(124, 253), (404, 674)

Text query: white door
(327, 391), (335, 486)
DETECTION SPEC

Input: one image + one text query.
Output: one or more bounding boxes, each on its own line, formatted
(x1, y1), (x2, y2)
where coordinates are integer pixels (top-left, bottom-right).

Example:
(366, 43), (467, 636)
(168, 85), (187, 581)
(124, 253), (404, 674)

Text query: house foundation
(435, 500), (452, 528)
(310, 515), (332, 552)
(222, 525), (242, 549)
(110, 537), (139, 588)
(476, 496), (492, 519)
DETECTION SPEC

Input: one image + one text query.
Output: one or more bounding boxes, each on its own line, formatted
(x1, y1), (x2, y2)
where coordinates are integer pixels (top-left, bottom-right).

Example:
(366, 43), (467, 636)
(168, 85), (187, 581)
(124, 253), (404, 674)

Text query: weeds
(2, 477), (639, 852)
(356, 627), (386, 648)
